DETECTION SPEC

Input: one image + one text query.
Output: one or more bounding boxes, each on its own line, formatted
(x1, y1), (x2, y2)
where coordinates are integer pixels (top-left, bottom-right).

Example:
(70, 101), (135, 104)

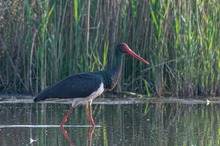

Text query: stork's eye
(119, 43), (127, 53)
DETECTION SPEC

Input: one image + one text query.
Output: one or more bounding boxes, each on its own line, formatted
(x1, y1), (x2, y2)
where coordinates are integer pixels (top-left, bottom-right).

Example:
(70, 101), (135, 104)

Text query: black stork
(34, 43), (149, 127)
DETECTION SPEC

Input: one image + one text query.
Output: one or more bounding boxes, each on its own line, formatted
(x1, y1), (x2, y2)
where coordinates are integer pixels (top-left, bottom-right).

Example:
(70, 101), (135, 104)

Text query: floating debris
(206, 99), (210, 105)
(30, 138), (37, 144)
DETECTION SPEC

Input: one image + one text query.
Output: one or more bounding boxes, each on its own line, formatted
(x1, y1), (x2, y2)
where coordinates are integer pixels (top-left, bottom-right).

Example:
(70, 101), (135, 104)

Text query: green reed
(0, 0), (219, 97)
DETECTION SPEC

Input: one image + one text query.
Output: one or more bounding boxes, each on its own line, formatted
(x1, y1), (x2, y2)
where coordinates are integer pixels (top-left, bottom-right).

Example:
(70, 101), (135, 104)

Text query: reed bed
(0, 0), (219, 97)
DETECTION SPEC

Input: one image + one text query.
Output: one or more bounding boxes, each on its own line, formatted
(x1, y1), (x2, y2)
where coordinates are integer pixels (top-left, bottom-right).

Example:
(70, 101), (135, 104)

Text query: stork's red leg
(60, 105), (77, 127)
(88, 101), (95, 127)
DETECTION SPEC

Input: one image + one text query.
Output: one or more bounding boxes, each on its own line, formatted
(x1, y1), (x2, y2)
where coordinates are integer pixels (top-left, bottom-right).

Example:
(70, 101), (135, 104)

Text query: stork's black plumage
(34, 43), (149, 127)
(34, 73), (103, 101)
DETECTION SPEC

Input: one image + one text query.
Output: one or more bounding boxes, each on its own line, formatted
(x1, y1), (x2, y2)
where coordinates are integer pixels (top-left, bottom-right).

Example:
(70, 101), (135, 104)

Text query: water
(0, 98), (220, 146)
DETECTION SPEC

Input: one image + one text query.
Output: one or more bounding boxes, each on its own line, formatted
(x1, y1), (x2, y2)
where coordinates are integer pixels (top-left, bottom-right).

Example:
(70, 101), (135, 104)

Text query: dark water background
(0, 97), (220, 146)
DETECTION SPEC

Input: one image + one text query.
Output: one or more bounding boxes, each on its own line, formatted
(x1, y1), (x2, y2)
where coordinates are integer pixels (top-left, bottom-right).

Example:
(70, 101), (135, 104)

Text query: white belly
(71, 82), (104, 106)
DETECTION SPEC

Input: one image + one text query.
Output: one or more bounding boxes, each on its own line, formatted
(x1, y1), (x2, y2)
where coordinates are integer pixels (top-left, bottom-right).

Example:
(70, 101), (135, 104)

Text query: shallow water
(0, 97), (220, 146)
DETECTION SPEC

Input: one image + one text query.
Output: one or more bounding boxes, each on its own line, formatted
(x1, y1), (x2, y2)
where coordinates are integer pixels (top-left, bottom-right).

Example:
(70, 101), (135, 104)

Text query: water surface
(0, 97), (220, 146)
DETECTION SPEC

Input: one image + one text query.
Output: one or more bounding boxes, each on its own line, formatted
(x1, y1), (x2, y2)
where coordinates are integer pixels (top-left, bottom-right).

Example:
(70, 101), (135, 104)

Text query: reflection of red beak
(125, 45), (149, 65)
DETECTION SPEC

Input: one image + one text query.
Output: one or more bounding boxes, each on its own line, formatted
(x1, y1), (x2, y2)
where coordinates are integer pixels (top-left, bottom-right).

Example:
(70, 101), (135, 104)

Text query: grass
(0, 0), (219, 97)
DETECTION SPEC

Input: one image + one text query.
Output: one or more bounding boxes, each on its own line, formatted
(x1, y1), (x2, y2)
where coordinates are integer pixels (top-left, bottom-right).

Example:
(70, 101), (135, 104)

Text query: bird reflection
(60, 126), (95, 146)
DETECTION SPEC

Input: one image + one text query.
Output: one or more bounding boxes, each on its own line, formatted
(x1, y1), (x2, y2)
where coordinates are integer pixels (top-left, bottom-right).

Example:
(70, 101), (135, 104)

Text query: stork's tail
(34, 93), (47, 102)
(34, 96), (42, 102)
(34, 87), (51, 102)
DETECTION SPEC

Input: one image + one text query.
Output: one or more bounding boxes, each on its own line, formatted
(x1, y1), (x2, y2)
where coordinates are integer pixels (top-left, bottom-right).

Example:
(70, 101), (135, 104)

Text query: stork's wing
(34, 73), (103, 102)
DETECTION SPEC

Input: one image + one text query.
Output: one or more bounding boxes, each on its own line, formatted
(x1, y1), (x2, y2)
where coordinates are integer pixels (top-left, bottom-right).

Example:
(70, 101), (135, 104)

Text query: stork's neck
(112, 53), (123, 75)
(104, 54), (122, 90)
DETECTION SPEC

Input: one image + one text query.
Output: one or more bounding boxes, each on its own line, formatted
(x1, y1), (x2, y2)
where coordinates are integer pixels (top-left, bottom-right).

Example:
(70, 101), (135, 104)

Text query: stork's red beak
(125, 45), (149, 65)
